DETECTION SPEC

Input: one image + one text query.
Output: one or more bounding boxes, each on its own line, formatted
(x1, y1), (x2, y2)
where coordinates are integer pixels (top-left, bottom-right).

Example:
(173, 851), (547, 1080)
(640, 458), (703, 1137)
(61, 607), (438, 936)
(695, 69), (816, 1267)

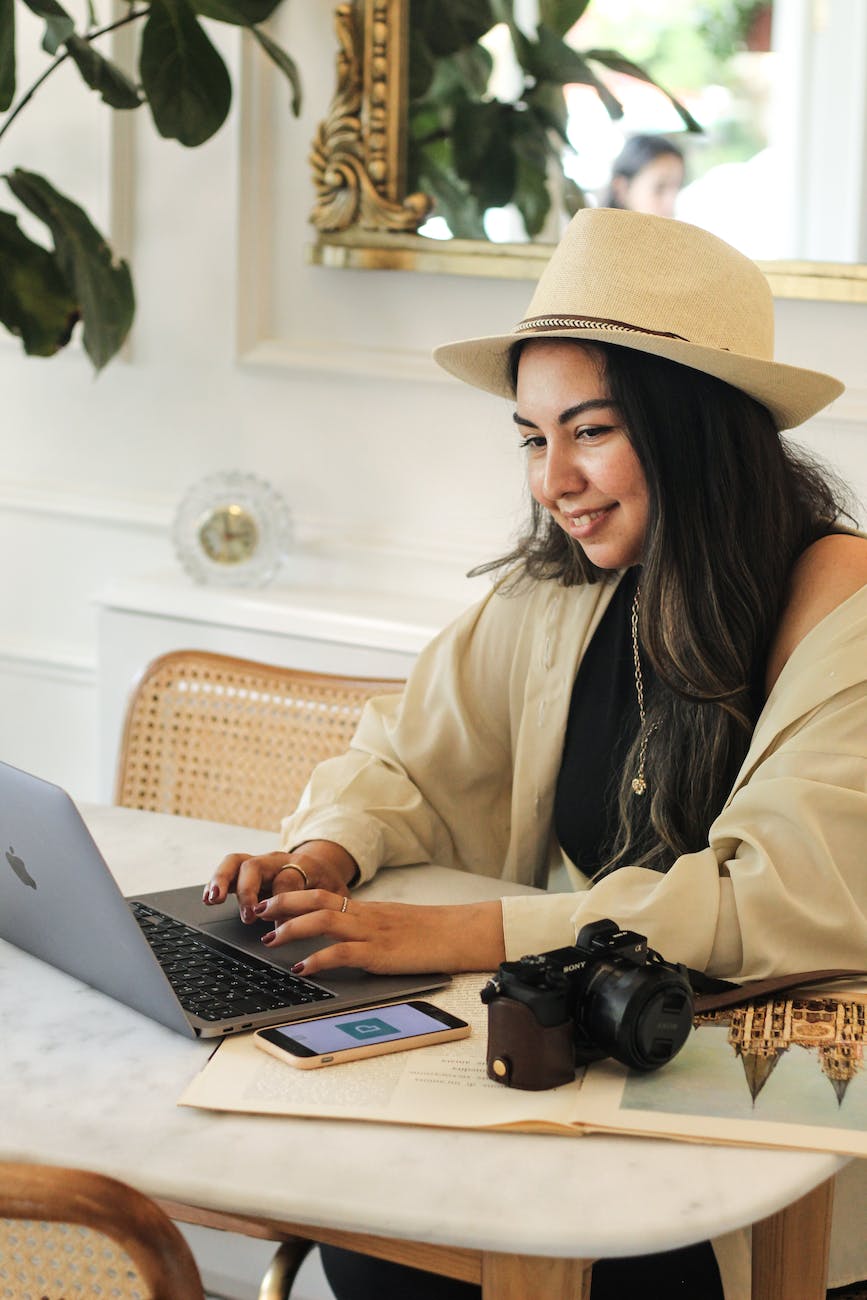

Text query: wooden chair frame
(0, 1162), (206, 1300)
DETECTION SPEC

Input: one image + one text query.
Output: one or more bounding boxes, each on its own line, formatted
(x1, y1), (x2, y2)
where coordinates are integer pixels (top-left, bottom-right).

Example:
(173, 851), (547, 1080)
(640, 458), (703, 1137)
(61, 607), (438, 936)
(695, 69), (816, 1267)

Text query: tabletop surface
(0, 803), (845, 1261)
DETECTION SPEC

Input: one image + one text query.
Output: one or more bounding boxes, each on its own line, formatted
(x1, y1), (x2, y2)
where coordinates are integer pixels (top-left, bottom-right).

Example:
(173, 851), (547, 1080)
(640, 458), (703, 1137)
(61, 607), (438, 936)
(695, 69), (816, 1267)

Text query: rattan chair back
(0, 1162), (206, 1300)
(115, 649), (404, 830)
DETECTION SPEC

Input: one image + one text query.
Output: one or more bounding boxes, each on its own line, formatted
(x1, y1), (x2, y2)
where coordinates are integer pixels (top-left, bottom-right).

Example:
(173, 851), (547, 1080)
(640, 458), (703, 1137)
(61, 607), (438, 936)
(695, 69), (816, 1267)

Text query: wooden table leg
(481, 1251), (592, 1299)
(751, 1176), (835, 1300)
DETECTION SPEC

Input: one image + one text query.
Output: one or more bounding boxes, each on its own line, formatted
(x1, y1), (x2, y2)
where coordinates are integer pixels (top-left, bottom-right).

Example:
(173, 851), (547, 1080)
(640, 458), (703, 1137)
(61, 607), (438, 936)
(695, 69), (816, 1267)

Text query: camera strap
(689, 968), (867, 1014)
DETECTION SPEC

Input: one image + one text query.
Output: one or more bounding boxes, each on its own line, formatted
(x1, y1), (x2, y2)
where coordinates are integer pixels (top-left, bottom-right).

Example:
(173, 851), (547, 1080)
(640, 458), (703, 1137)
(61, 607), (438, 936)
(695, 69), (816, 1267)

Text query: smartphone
(254, 1000), (470, 1069)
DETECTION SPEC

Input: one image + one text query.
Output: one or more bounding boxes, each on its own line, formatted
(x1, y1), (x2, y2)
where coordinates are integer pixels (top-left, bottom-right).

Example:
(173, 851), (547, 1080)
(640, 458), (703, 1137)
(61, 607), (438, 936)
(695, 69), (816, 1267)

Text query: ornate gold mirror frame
(308, 0), (867, 303)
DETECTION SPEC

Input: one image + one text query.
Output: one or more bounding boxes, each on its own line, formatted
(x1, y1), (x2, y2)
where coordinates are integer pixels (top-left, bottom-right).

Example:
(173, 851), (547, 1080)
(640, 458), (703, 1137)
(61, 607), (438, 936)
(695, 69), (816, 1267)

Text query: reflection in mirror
(309, 0), (867, 301)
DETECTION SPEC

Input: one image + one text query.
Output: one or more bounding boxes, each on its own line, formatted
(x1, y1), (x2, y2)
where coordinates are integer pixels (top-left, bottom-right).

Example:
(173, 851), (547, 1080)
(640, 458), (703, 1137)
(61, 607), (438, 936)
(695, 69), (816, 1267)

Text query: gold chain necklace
(630, 585), (658, 796)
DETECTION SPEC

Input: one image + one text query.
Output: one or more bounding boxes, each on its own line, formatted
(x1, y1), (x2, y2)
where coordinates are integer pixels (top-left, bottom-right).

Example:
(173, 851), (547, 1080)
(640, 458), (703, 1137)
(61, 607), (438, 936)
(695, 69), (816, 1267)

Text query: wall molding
(238, 336), (450, 385)
(0, 481), (171, 530)
(0, 637), (96, 686)
(0, 479), (507, 583)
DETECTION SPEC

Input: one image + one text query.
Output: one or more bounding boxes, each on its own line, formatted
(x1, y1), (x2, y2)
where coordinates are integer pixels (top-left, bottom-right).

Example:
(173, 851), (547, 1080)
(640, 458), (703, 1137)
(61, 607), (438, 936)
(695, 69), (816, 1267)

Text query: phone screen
(268, 1002), (457, 1056)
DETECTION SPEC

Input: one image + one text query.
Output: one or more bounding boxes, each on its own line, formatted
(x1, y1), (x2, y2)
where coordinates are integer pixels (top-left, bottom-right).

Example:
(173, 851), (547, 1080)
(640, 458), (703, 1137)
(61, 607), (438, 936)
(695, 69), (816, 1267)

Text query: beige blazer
(281, 574), (867, 980)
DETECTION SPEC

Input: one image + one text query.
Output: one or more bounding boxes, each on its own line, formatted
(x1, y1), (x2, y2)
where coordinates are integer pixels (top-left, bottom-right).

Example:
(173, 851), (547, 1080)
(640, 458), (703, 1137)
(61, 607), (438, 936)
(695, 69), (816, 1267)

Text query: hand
(251, 889), (507, 977)
(203, 840), (357, 924)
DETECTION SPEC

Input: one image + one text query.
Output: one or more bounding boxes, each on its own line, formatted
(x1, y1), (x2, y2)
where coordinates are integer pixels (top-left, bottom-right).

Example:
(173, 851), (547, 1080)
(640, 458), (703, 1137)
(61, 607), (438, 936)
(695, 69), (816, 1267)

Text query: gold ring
(340, 896), (349, 914)
(284, 863), (309, 888)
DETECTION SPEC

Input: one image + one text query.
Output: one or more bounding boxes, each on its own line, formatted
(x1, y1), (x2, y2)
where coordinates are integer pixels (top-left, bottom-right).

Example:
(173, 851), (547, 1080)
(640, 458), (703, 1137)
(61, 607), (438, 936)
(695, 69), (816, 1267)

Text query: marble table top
(0, 804), (845, 1262)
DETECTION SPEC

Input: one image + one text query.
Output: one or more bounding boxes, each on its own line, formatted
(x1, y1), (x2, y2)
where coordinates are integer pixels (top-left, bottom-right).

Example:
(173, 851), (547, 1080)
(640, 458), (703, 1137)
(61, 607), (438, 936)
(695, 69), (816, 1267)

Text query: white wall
(0, 3), (864, 803)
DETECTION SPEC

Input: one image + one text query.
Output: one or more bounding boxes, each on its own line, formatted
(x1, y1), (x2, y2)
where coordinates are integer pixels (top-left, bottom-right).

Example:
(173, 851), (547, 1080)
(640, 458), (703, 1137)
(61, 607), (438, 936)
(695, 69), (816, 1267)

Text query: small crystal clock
(172, 472), (292, 587)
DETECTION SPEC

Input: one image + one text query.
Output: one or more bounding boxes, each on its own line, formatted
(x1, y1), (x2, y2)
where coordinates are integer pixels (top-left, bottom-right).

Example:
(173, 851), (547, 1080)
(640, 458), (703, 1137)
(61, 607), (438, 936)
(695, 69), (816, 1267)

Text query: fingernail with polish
(208, 885), (219, 903)
(252, 901), (267, 915)
(261, 931), (275, 945)
(241, 906), (255, 923)
(291, 962), (305, 974)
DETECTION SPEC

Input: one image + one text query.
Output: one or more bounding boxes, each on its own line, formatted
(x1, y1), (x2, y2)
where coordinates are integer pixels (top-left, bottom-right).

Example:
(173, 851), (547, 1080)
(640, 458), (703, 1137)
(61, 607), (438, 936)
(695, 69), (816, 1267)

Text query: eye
(575, 424), (615, 441)
(518, 435), (546, 450)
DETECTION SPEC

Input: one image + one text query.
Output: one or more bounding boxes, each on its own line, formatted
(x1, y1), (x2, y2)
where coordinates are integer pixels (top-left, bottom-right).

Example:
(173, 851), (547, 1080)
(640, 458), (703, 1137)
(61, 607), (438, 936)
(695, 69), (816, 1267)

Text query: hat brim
(433, 327), (843, 431)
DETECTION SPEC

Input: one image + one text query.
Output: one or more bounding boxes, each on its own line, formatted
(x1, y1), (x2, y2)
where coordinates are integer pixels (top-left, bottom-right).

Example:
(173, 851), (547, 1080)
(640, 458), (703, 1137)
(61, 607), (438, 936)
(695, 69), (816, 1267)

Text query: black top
(554, 569), (657, 875)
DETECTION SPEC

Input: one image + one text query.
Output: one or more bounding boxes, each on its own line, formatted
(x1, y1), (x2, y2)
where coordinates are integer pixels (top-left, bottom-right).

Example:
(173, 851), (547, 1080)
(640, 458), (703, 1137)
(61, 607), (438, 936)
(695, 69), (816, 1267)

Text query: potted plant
(0, 0), (299, 369)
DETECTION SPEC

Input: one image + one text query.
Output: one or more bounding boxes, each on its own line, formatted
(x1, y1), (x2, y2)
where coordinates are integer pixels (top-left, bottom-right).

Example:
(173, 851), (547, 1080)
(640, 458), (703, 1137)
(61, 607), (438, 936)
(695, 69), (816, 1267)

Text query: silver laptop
(0, 761), (449, 1038)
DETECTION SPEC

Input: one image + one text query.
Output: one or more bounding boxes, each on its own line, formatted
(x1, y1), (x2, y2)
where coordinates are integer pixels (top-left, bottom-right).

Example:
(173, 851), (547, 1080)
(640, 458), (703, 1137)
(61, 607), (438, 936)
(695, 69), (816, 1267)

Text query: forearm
(431, 900), (506, 972)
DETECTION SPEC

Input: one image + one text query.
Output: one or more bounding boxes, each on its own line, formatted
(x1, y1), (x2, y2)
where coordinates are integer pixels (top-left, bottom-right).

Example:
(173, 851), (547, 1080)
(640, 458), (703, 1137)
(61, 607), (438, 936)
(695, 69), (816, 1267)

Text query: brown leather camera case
(486, 998), (575, 1090)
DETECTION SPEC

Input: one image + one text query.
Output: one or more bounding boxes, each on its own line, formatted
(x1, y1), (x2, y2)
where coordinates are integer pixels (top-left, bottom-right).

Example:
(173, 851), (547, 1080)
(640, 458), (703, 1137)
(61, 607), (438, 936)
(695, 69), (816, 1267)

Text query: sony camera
(480, 919), (694, 1090)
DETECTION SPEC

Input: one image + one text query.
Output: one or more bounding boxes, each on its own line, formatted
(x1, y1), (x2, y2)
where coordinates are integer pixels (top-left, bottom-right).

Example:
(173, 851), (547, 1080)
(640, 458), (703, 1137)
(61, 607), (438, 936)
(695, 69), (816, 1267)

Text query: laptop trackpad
(201, 913), (370, 985)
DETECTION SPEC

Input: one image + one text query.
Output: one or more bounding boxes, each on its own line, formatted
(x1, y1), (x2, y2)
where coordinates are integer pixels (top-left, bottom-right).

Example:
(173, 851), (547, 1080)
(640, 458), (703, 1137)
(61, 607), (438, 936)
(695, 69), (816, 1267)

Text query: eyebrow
(512, 398), (618, 429)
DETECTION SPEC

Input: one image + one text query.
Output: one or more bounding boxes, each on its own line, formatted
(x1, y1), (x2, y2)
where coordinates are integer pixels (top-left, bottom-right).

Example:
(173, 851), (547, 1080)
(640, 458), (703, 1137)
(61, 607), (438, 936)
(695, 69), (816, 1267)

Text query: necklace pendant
(631, 775), (647, 796)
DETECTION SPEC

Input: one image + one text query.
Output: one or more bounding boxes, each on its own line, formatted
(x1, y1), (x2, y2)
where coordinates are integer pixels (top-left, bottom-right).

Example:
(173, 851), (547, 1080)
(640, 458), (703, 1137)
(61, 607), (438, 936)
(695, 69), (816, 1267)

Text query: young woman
(602, 133), (685, 217)
(204, 210), (867, 1299)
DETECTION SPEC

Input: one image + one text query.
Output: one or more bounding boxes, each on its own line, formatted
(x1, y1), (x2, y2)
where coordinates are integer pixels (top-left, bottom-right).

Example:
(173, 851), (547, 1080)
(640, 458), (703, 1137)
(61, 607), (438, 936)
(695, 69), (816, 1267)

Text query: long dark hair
(473, 340), (851, 876)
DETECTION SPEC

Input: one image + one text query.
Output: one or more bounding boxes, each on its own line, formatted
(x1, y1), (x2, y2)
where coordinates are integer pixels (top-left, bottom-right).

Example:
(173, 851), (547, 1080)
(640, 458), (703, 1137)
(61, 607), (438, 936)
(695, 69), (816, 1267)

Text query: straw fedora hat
(433, 209), (843, 430)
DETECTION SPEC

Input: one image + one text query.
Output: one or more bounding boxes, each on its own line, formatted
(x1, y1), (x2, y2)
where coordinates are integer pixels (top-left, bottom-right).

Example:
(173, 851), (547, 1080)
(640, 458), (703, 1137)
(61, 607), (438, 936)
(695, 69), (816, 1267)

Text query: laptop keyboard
(130, 900), (335, 1022)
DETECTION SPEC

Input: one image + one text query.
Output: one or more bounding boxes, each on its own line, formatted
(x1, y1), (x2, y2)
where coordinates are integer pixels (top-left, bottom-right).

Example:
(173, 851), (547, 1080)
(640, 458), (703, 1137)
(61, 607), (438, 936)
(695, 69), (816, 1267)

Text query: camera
(480, 919), (694, 1090)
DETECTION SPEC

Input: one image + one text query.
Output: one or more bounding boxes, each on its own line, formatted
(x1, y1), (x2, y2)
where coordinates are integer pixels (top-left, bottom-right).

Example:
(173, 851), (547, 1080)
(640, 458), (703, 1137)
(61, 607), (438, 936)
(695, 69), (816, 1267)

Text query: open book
(180, 974), (867, 1158)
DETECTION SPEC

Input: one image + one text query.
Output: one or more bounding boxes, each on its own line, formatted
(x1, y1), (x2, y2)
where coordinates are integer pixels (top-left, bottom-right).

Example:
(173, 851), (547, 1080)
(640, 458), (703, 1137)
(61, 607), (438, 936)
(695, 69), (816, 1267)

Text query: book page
(180, 977), (867, 1157)
(179, 974), (587, 1133)
(573, 985), (867, 1158)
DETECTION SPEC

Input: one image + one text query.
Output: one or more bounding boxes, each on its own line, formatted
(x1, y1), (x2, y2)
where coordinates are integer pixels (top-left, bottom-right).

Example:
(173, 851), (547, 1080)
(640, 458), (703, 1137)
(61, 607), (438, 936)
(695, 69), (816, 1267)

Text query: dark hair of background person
(470, 340), (853, 879)
(603, 134), (685, 209)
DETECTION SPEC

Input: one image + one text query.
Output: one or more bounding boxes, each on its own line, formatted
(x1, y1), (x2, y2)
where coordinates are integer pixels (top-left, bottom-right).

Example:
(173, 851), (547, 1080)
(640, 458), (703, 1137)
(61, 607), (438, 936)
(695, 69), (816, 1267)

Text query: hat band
(514, 314), (689, 342)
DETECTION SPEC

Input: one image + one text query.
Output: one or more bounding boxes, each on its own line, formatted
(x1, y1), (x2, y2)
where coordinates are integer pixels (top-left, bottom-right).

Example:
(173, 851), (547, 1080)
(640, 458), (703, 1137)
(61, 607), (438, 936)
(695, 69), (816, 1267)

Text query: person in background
(602, 133), (685, 217)
(205, 209), (867, 1300)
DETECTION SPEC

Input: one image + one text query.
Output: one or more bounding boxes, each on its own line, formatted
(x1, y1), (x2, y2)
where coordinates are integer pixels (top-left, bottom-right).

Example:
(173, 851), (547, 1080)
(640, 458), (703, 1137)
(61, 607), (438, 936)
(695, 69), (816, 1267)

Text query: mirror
(309, 0), (867, 302)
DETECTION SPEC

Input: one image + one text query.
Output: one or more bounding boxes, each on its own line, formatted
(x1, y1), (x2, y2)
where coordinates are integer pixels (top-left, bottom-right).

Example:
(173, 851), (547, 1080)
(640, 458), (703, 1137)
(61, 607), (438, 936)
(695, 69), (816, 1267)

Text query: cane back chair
(0, 1161), (206, 1300)
(115, 648), (404, 830)
(114, 649), (404, 1296)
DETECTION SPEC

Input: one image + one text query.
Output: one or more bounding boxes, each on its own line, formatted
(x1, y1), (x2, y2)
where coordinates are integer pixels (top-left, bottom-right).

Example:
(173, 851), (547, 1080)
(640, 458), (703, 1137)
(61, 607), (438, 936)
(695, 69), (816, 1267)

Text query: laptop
(0, 761), (450, 1038)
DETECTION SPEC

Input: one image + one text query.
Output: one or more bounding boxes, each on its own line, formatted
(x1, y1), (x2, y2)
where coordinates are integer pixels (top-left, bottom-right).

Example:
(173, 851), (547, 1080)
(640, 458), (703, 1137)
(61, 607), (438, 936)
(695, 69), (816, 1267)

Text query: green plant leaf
(20, 0), (74, 55)
(66, 35), (143, 109)
(249, 25), (301, 115)
(413, 146), (486, 239)
(415, 47), (487, 114)
(0, 0), (14, 112)
(522, 26), (623, 118)
(411, 0), (494, 59)
(0, 208), (78, 355)
(4, 169), (134, 369)
(450, 42), (493, 98)
(583, 49), (703, 132)
(562, 174), (585, 218)
(539, 0), (591, 38)
(512, 151), (550, 238)
(408, 24), (437, 102)
(451, 99), (515, 208)
(511, 114), (551, 237)
(140, 0), (232, 146)
(193, 0), (280, 23)
(524, 81), (571, 147)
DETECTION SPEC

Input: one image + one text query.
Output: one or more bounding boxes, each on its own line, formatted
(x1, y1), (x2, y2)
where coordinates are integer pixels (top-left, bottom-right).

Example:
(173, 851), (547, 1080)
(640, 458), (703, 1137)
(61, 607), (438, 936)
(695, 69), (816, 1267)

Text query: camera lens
(578, 962), (694, 1071)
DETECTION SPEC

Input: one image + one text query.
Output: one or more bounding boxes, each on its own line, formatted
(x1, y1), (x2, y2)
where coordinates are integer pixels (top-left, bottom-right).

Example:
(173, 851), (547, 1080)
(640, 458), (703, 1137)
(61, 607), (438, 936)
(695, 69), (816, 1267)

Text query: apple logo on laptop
(6, 845), (36, 889)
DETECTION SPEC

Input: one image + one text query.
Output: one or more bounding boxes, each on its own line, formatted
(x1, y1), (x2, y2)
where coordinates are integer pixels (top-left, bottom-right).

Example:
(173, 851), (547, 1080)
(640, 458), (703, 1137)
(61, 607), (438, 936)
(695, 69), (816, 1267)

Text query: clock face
(197, 504), (260, 566)
(172, 472), (292, 587)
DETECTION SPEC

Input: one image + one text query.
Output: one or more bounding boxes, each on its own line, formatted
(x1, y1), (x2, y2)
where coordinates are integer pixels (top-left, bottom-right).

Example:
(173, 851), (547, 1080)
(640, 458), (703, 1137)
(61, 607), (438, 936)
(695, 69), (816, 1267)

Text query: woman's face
(515, 341), (650, 570)
(614, 153), (684, 218)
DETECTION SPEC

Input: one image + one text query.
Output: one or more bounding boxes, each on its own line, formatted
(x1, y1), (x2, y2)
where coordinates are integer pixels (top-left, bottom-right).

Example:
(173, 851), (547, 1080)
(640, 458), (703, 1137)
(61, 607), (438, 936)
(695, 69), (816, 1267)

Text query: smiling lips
(562, 504), (616, 530)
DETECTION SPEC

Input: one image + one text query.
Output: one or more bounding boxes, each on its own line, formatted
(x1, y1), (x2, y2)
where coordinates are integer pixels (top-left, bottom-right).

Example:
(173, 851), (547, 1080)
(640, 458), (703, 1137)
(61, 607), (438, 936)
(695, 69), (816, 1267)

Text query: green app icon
(338, 1016), (399, 1041)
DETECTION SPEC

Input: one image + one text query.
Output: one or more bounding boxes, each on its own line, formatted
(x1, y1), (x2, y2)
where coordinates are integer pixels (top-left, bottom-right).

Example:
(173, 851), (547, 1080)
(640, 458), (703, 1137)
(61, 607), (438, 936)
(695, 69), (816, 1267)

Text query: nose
(541, 439), (586, 503)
